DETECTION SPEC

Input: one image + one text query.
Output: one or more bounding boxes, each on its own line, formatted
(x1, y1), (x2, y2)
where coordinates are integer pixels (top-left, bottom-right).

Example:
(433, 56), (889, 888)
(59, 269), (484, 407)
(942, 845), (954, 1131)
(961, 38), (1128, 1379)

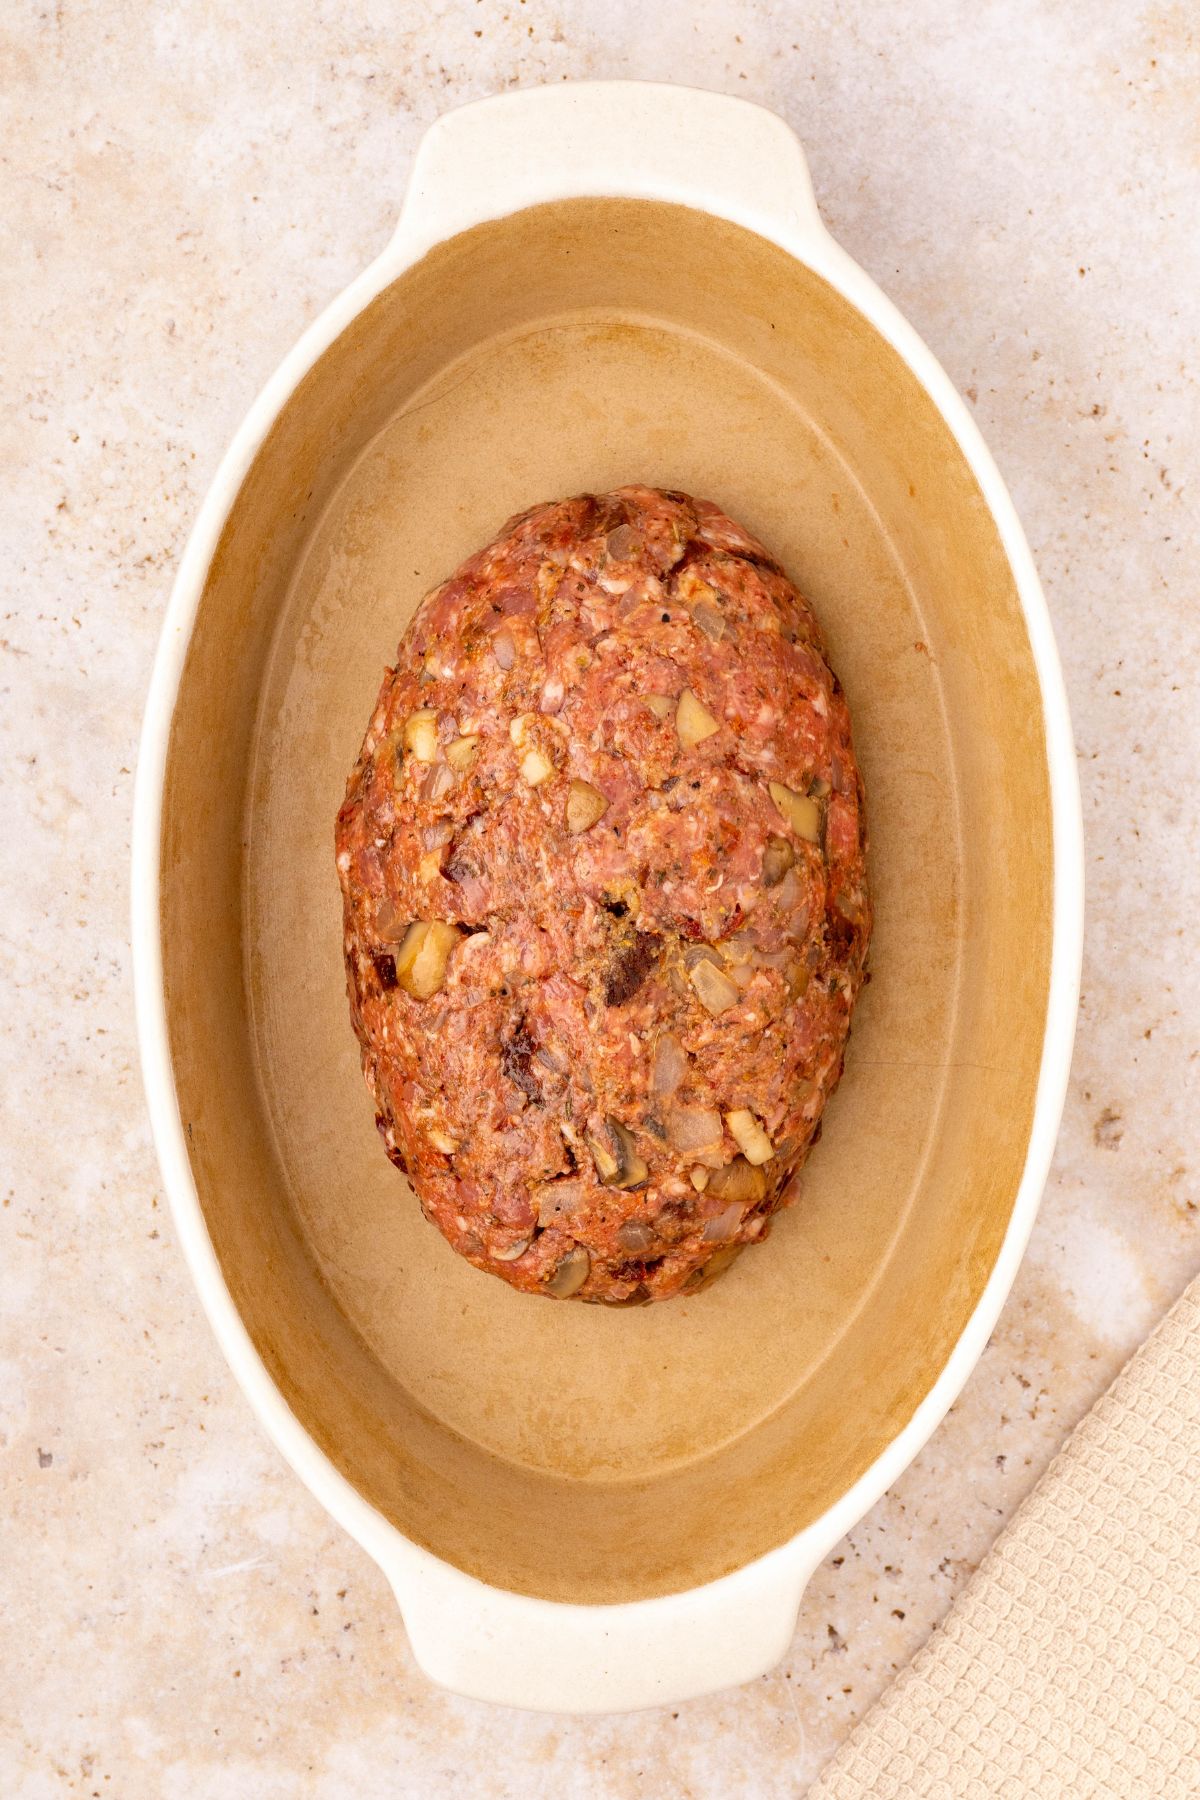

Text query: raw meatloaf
(336, 487), (870, 1304)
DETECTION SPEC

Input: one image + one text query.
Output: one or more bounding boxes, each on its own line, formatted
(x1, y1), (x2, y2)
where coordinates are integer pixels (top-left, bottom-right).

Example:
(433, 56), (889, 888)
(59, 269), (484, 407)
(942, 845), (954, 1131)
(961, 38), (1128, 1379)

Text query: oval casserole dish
(132, 83), (1083, 1712)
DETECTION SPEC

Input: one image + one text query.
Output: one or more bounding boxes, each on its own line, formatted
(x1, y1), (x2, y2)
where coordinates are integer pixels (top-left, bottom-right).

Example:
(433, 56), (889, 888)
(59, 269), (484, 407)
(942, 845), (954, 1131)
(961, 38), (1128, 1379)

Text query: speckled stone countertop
(3, 3), (1198, 1795)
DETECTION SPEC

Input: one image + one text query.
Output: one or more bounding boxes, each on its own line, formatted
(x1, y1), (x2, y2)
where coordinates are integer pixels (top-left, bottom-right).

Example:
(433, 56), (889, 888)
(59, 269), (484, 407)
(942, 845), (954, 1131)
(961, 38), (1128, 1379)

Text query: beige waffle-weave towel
(809, 1277), (1200, 1800)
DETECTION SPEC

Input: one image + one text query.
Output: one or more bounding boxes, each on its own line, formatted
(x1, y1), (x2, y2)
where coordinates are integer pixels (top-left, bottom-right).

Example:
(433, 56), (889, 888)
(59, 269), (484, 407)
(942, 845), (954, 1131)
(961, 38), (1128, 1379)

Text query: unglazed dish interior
(160, 199), (1052, 1605)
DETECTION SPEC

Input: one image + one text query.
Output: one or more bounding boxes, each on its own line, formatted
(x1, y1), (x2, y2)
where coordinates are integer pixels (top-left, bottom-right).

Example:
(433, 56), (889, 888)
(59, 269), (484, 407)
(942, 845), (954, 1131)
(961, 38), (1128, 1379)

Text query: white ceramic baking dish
(133, 82), (1082, 1712)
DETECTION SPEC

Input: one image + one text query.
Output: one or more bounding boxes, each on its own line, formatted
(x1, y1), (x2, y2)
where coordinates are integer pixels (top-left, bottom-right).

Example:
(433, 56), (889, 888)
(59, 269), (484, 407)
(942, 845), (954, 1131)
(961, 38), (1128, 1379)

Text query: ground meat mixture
(335, 487), (870, 1303)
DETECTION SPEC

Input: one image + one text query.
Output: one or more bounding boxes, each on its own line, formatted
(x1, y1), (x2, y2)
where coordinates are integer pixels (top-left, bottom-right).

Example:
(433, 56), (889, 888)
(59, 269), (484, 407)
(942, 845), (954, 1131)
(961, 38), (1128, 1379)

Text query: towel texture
(809, 1278), (1200, 1799)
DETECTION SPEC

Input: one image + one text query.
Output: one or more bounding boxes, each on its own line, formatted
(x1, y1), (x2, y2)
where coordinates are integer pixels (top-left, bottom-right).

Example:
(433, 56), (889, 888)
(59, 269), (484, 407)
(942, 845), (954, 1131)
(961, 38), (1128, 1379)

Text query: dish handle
(381, 1533), (825, 1713)
(384, 81), (829, 269)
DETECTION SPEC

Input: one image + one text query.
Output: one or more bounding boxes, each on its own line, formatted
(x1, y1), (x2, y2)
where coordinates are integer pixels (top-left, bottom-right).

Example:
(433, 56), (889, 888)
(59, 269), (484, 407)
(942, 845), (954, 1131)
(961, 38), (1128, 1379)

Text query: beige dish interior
(160, 200), (1052, 1605)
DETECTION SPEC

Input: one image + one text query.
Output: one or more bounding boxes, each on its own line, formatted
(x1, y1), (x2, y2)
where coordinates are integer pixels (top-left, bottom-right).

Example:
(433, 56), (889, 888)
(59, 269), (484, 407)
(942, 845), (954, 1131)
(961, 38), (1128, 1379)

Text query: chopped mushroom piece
(544, 1245), (590, 1297)
(708, 1155), (768, 1205)
(689, 1244), (742, 1288)
(588, 1117), (649, 1188)
(394, 920), (461, 999)
(611, 1121), (650, 1188)
(676, 688), (721, 747)
(588, 1132), (619, 1182)
(566, 778), (608, 835)
(769, 780), (821, 844)
(725, 1108), (775, 1165)
(403, 709), (440, 764)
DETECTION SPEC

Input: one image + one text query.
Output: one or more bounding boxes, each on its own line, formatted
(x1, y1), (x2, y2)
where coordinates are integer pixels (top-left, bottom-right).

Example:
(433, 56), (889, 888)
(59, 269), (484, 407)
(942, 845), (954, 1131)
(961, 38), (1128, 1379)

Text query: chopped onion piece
(605, 523), (642, 560)
(692, 599), (726, 642)
(650, 1032), (687, 1099)
(492, 628), (517, 670)
(533, 1177), (588, 1226)
(645, 694), (674, 719)
(420, 760), (455, 803)
(374, 896), (407, 940)
(761, 835), (795, 886)
(702, 1200), (745, 1241)
(427, 1127), (459, 1155)
(617, 1218), (657, 1253)
(689, 957), (739, 1015)
(666, 1105), (723, 1154)
(689, 1165), (711, 1192)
